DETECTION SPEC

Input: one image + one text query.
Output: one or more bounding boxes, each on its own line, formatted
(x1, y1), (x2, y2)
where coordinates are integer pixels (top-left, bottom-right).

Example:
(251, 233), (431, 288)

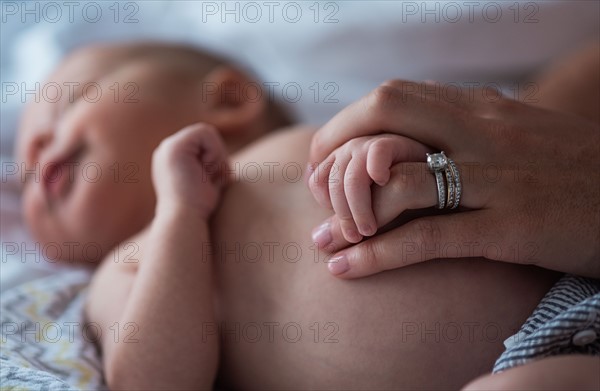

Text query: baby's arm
(86, 124), (228, 390)
(308, 134), (432, 244)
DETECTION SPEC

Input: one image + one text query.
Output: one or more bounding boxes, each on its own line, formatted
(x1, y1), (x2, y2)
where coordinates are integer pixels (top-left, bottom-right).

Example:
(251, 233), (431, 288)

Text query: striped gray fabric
(493, 274), (600, 372)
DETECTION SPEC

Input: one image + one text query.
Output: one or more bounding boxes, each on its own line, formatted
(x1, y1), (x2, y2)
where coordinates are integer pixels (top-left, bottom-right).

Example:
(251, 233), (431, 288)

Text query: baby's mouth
(42, 147), (83, 204)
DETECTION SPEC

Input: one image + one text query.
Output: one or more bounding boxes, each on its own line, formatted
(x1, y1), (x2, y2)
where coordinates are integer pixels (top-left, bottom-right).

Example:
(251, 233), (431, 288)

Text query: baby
(17, 43), (558, 390)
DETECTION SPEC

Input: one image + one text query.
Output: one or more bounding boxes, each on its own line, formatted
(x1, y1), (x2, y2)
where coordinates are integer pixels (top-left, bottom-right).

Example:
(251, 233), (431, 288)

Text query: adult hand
(307, 80), (600, 279)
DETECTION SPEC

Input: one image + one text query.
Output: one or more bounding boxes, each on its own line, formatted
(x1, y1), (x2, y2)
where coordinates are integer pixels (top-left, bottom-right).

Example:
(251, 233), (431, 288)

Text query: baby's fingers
(345, 155), (377, 236)
(366, 139), (393, 186)
(367, 135), (433, 186)
(308, 154), (336, 209)
(180, 123), (226, 163)
(312, 162), (437, 253)
(156, 123), (229, 186)
(330, 153), (362, 243)
(195, 125), (229, 185)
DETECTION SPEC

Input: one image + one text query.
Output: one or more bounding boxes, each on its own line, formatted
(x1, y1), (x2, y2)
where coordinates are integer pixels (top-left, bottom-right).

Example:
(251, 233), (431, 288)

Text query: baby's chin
(23, 201), (104, 265)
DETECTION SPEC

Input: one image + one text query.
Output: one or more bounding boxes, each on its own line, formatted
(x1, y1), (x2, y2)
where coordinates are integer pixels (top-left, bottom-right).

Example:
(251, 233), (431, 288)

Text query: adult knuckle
(477, 96), (519, 120)
(411, 219), (442, 246)
(360, 241), (382, 272)
(487, 120), (529, 150)
(381, 79), (415, 90)
(368, 85), (404, 112)
(381, 79), (404, 87)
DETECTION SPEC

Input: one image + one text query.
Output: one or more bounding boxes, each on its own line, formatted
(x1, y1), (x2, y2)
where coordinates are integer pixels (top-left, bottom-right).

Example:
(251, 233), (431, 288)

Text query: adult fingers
(308, 80), (476, 164)
(326, 211), (498, 278)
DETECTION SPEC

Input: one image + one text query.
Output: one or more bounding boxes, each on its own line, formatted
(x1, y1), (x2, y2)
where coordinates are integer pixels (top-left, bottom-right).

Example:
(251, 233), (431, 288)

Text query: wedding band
(433, 171), (446, 209)
(447, 159), (461, 209)
(445, 164), (455, 209)
(427, 151), (462, 210)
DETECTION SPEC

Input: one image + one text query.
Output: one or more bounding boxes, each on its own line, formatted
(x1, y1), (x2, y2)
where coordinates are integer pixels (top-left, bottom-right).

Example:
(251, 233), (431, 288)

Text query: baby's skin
(18, 43), (560, 390)
(88, 123), (557, 390)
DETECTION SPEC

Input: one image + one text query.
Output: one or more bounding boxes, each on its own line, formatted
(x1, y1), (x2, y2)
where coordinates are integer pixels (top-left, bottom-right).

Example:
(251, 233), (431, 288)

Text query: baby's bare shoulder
(260, 124), (317, 146)
(234, 125), (317, 165)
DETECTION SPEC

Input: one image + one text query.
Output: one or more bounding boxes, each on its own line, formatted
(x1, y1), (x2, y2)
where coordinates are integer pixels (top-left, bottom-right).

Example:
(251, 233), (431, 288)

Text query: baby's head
(17, 42), (290, 263)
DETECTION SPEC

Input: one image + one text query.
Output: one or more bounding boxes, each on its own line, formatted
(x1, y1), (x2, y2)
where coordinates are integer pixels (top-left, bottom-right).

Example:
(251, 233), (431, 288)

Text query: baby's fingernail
(359, 224), (376, 237)
(312, 221), (332, 248)
(328, 254), (350, 275)
(345, 229), (362, 243)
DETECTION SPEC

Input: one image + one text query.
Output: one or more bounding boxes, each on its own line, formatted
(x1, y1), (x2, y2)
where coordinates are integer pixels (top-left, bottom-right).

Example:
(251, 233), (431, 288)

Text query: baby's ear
(199, 66), (266, 134)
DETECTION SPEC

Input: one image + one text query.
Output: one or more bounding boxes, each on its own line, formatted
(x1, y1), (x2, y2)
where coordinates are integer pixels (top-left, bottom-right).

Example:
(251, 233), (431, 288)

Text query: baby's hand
(152, 123), (228, 219)
(308, 134), (430, 243)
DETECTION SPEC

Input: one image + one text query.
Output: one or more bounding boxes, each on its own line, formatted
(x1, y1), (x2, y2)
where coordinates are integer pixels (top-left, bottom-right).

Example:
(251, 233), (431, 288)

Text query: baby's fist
(152, 123), (229, 219)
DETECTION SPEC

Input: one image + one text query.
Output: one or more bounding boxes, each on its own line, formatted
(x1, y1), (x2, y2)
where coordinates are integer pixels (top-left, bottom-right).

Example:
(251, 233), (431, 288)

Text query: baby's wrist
(155, 200), (213, 223)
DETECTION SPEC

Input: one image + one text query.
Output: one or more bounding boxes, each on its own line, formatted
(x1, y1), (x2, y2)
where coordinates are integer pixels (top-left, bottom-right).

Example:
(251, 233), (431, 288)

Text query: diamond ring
(427, 151), (462, 210)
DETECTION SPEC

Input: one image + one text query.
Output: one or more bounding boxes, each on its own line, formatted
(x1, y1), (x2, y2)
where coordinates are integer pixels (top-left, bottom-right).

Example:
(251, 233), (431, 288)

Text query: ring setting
(426, 151), (448, 171)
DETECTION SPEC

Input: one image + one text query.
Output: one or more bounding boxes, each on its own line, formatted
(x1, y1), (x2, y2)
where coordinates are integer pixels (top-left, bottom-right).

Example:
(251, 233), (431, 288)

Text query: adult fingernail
(312, 221), (332, 248)
(328, 254), (350, 275)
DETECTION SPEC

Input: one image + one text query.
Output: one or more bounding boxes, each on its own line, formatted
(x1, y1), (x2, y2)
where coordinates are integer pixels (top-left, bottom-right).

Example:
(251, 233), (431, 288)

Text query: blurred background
(2, 1), (599, 153)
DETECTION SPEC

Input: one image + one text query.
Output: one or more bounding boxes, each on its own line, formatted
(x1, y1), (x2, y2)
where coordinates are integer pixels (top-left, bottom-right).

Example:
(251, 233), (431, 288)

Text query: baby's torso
(210, 127), (557, 390)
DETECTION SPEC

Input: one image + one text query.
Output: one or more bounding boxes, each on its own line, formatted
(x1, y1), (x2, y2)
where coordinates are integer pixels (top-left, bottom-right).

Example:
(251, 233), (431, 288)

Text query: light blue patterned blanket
(1, 269), (105, 390)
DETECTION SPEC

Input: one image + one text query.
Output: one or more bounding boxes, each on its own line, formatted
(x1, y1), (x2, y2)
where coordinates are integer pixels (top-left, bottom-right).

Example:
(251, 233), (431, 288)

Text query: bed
(1, 1), (598, 389)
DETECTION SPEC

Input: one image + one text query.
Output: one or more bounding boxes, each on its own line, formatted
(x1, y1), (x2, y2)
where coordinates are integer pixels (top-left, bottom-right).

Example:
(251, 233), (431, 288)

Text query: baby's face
(17, 45), (265, 262)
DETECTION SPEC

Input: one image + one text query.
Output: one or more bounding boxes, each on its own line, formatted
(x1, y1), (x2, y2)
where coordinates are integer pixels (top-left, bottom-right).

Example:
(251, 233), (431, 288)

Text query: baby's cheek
(67, 177), (150, 261)
(57, 179), (112, 259)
